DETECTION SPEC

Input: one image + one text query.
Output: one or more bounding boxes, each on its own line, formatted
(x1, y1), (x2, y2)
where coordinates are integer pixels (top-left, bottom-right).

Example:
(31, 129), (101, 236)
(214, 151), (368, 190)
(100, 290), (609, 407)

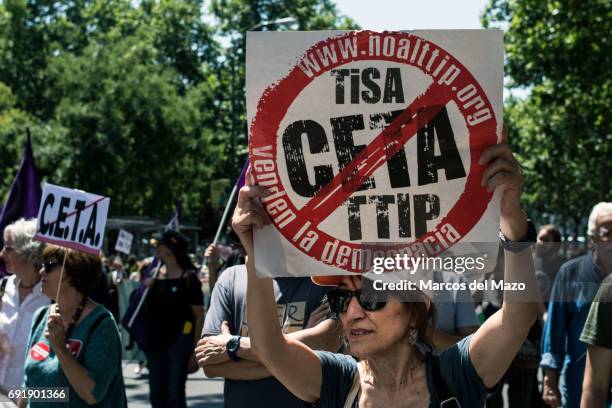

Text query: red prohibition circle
(30, 342), (50, 361)
(250, 31), (497, 272)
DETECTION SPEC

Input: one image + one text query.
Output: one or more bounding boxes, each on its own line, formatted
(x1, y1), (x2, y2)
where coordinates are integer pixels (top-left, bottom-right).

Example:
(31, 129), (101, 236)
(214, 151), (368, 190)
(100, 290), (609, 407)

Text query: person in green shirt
(580, 215), (612, 408)
(21, 245), (125, 408)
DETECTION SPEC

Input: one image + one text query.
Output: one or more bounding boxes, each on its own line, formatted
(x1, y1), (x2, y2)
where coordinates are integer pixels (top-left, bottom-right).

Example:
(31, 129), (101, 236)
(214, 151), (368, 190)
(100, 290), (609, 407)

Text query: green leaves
(0, 0), (355, 229)
(484, 0), (611, 232)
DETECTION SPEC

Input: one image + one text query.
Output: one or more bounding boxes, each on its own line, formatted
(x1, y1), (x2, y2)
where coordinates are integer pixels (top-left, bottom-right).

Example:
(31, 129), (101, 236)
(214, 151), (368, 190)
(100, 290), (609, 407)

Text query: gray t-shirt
(316, 335), (494, 407)
(432, 271), (479, 334)
(202, 265), (329, 408)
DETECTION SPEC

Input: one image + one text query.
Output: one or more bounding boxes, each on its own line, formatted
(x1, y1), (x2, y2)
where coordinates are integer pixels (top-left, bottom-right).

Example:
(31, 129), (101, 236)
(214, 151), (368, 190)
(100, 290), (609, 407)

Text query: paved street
(123, 363), (224, 407)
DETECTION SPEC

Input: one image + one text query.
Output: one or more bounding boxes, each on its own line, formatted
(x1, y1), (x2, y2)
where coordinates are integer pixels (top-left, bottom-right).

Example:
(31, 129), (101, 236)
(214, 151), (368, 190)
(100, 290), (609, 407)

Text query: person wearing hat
(203, 227), (246, 295)
(144, 230), (204, 408)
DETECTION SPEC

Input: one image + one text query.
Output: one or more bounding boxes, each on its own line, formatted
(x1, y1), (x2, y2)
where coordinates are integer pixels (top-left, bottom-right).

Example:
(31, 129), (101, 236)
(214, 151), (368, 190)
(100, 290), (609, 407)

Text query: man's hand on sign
(479, 125), (527, 240)
(195, 321), (233, 367)
(231, 167), (271, 255)
(45, 307), (67, 351)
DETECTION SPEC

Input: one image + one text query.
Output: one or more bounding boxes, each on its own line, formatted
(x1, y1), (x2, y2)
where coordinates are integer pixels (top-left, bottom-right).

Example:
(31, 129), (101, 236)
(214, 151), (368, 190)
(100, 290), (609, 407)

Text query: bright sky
(333, 0), (490, 30)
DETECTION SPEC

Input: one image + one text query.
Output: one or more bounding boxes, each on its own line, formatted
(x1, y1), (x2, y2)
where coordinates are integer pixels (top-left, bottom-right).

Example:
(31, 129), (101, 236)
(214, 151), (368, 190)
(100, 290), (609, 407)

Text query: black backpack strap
(431, 357), (461, 408)
(32, 305), (50, 332)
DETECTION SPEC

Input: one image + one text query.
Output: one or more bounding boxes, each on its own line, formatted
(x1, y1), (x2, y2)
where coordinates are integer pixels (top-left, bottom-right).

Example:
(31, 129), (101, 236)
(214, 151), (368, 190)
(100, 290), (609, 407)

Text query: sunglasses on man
(327, 288), (388, 314)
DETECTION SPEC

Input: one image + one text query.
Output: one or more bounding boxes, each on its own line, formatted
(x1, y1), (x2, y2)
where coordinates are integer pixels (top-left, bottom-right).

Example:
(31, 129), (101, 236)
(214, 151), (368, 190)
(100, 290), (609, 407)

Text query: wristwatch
(226, 336), (242, 362)
(499, 219), (537, 253)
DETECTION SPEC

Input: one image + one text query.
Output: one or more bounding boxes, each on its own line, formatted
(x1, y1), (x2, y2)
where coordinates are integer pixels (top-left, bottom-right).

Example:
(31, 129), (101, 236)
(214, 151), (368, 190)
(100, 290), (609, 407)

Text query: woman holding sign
(231, 130), (540, 407)
(21, 245), (126, 407)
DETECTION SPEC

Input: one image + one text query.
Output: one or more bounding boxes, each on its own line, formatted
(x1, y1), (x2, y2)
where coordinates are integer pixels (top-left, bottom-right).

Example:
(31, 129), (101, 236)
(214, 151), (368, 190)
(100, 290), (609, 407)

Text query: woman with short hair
(0, 218), (50, 397)
(230, 130), (540, 407)
(21, 245), (125, 407)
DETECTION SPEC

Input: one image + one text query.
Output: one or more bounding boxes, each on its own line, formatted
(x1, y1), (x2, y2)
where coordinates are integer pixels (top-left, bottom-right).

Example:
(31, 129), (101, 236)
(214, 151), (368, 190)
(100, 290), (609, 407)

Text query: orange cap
(310, 275), (343, 286)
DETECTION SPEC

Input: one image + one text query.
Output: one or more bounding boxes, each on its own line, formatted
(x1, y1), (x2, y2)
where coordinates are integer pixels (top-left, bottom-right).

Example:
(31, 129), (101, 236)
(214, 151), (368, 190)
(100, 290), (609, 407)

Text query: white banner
(34, 183), (110, 255)
(115, 229), (134, 255)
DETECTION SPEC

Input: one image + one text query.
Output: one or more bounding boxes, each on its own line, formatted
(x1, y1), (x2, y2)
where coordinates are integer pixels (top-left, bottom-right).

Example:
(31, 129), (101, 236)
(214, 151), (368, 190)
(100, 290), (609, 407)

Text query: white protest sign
(115, 229), (134, 255)
(34, 183), (110, 255)
(247, 30), (503, 278)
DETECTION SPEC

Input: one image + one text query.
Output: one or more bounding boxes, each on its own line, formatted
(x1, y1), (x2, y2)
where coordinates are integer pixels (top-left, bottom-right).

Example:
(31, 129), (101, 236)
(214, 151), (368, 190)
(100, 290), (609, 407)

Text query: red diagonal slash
(298, 81), (453, 226)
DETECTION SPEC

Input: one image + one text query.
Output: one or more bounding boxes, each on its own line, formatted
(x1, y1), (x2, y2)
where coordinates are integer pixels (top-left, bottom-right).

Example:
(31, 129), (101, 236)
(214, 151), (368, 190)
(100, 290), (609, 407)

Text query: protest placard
(34, 183), (110, 256)
(247, 30), (503, 278)
(115, 229), (134, 255)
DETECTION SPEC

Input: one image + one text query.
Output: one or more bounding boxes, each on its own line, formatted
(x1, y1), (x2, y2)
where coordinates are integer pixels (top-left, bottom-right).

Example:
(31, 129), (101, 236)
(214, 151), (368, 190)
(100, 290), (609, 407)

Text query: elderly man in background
(0, 218), (50, 398)
(541, 202), (612, 407)
(579, 211), (612, 408)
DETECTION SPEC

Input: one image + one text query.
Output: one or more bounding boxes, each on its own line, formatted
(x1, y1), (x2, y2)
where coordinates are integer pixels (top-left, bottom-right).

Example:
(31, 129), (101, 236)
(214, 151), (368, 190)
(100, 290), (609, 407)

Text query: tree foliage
(482, 0), (611, 233)
(0, 0), (356, 226)
(210, 0), (359, 179)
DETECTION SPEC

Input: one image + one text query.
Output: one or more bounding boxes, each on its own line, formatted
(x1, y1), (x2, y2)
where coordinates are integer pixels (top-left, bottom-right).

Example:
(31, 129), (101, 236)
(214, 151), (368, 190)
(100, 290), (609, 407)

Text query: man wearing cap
(196, 265), (343, 407)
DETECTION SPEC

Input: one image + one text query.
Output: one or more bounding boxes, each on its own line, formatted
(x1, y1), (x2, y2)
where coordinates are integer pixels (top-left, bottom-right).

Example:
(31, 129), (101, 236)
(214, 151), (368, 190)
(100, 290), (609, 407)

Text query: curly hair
(4, 218), (44, 268)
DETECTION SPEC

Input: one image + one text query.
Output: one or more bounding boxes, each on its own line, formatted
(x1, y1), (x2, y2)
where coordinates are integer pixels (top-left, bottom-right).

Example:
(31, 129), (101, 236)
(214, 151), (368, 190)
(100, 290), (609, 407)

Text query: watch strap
(227, 335), (242, 362)
(499, 219), (537, 253)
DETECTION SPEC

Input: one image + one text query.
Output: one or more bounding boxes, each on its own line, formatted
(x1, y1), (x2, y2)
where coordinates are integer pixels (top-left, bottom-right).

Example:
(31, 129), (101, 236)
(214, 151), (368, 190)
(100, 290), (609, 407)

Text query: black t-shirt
(147, 271), (204, 351)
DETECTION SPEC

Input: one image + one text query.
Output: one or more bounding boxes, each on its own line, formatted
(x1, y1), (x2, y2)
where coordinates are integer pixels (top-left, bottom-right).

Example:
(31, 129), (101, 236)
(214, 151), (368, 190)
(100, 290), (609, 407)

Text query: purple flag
(0, 133), (42, 276)
(139, 204), (182, 285)
(164, 202), (182, 232)
(237, 159), (249, 189)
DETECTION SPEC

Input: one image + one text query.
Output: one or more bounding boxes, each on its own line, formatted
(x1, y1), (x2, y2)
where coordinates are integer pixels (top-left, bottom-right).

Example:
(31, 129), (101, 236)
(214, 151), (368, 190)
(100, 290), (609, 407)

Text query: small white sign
(115, 229), (134, 255)
(34, 183), (110, 255)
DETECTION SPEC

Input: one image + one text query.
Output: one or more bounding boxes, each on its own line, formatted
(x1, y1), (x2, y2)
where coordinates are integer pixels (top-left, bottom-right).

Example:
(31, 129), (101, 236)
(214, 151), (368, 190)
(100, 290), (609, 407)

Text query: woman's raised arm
(469, 127), (539, 388)
(232, 181), (323, 403)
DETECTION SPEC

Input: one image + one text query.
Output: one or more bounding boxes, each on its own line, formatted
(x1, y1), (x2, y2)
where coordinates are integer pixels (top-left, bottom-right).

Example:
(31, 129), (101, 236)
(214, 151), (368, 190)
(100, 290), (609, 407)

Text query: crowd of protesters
(1, 182), (611, 406)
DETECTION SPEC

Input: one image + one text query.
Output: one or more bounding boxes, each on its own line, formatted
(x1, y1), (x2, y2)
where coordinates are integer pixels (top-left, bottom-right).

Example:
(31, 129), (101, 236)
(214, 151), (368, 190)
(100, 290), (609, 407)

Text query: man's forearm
(288, 318), (343, 351)
(543, 367), (559, 382)
(236, 318), (344, 362)
(581, 388), (608, 408)
(544, 367), (558, 376)
(581, 346), (612, 408)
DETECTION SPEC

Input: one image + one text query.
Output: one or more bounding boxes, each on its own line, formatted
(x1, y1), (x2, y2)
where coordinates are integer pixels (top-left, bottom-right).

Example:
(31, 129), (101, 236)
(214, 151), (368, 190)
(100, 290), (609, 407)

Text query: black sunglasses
(327, 289), (387, 314)
(42, 260), (60, 272)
